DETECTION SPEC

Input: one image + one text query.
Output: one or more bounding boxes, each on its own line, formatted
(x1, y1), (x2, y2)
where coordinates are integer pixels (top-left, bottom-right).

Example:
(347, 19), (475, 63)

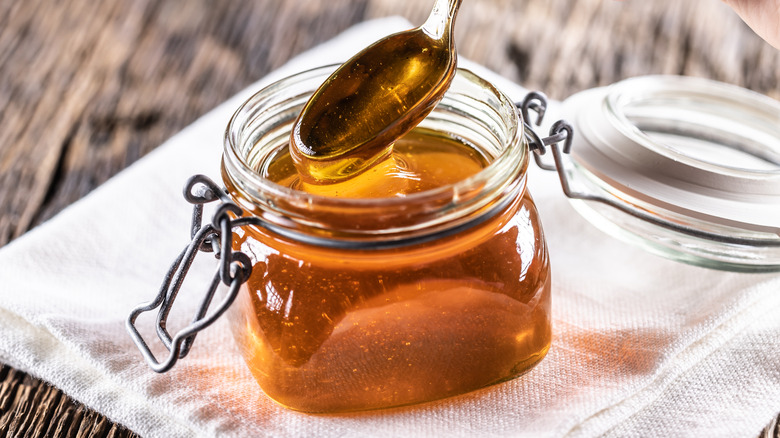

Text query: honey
(271, 128), (487, 198)
(222, 66), (552, 413)
(230, 190), (550, 412)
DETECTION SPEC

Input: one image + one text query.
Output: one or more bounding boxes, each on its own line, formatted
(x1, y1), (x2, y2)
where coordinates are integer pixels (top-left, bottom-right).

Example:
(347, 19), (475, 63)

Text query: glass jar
(221, 66), (552, 412)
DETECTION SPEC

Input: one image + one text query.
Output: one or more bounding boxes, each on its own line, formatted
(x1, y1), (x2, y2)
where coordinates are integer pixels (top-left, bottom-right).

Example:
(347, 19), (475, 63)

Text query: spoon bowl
(291, 0), (462, 184)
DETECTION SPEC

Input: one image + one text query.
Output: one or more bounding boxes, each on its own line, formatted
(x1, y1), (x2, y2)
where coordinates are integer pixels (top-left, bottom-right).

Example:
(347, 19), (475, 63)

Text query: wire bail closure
(125, 92), (576, 373)
(125, 176), (253, 373)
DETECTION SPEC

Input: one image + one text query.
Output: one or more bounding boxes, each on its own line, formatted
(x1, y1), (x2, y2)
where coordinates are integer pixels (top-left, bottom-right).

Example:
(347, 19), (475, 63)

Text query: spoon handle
(422, 0), (462, 39)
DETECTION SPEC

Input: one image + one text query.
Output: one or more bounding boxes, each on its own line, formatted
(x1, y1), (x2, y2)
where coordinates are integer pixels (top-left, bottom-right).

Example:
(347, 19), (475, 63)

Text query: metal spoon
(290, 0), (462, 183)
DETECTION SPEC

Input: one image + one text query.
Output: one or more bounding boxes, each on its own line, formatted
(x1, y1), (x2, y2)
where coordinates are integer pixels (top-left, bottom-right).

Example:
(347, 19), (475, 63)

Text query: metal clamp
(126, 176), (252, 373)
(517, 92), (574, 174)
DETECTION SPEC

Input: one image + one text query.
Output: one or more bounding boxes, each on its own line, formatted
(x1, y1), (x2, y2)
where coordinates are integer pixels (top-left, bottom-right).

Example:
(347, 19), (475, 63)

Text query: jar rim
(222, 64), (528, 241)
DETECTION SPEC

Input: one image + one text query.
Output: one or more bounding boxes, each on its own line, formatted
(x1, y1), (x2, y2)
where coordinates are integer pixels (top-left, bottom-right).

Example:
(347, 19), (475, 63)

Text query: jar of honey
(128, 65), (780, 415)
(220, 65), (552, 412)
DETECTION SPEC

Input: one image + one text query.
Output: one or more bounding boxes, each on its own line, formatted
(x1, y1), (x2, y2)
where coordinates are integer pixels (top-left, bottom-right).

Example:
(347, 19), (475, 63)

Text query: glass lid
(557, 75), (780, 272)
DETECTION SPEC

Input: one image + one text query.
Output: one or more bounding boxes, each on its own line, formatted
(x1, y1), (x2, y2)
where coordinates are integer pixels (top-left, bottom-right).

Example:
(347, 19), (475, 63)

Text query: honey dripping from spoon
(290, 0), (462, 197)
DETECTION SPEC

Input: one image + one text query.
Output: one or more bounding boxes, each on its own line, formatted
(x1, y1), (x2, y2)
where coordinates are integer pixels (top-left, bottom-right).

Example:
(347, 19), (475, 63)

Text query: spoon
(290, 0), (463, 184)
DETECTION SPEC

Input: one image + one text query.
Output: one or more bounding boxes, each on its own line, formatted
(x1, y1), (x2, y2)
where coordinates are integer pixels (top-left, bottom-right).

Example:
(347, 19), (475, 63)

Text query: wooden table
(1, 0), (778, 436)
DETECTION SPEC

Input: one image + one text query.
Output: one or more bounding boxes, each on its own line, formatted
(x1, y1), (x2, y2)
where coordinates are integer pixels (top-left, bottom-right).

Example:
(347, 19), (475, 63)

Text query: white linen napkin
(1, 17), (779, 438)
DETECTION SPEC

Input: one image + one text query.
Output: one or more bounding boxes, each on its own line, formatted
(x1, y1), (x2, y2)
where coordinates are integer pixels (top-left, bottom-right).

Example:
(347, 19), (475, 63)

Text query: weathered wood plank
(0, 365), (141, 438)
(27, 385), (60, 438)
(0, 0), (778, 436)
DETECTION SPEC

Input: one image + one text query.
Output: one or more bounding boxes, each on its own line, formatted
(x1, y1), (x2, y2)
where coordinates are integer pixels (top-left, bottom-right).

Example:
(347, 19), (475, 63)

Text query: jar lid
(557, 75), (780, 271)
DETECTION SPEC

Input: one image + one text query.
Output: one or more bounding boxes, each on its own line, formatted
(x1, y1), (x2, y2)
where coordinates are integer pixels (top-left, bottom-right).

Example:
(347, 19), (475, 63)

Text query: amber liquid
(229, 129), (552, 412)
(271, 128), (486, 198)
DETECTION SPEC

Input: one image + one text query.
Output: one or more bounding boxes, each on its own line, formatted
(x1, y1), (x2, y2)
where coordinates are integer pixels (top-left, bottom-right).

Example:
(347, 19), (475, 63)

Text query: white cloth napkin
(1, 17), (779, 438)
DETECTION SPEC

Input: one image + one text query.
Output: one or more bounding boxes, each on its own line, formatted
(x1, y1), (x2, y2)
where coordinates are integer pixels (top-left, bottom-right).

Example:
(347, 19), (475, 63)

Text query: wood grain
(0, 0), (778, 436)
(0, 364), (139, 438)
